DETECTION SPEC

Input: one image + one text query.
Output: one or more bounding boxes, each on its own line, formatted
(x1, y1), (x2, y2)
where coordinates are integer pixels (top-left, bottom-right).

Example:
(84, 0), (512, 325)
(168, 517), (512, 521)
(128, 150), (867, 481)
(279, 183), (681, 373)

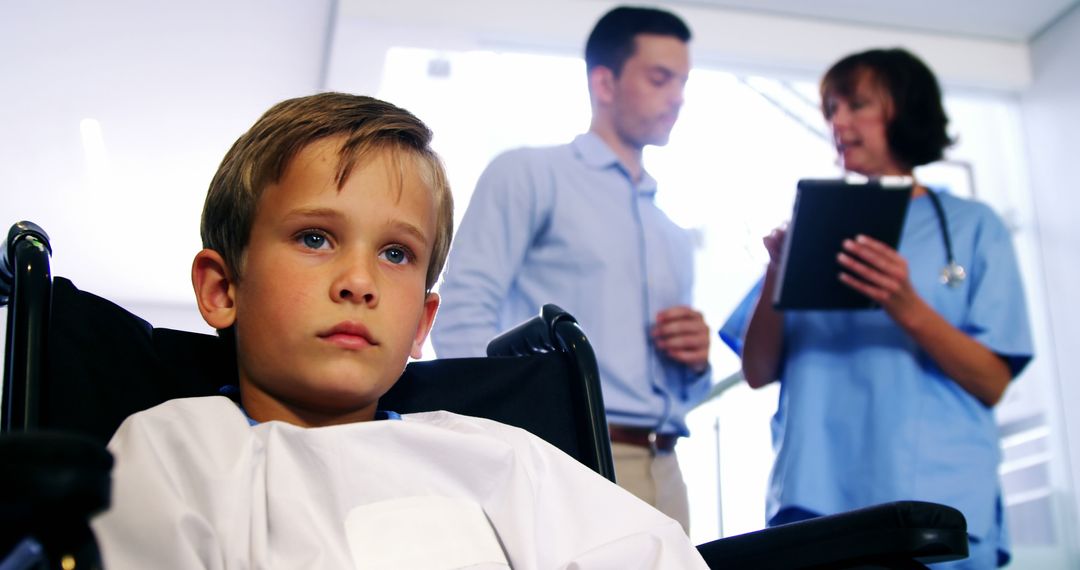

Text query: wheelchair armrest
(0, 431), (112, 567)
(0, 431), (112, 522)
(695, 501), (968, 569)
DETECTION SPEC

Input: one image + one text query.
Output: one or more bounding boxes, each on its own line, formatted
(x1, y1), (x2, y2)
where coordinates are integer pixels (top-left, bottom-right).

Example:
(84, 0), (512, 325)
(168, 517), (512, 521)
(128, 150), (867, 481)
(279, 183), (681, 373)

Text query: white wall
(1022, 3), (1080, 560)
(0, 0), (333, 312)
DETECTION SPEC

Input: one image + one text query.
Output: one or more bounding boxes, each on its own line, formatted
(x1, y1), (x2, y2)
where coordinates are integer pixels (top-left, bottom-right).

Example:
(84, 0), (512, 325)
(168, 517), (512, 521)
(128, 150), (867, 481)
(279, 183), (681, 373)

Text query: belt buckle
(647, 431), (658, 456)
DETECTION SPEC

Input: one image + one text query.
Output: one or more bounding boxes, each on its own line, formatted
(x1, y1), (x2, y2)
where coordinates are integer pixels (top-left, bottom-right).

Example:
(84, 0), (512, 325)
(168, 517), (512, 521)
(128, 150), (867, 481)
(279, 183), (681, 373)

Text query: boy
(90, 93), (707, 569)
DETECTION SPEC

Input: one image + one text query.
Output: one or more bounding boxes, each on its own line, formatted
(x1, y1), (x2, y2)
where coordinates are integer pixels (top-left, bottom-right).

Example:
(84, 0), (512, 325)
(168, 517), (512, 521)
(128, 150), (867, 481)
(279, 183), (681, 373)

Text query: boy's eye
(297, 231), (330, 250)
(380, 246), (412, 265)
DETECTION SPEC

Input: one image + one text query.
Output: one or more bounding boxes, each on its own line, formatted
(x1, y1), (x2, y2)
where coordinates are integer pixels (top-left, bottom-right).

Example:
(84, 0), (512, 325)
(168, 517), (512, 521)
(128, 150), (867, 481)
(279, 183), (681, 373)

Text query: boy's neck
(238, 382), (379, 427)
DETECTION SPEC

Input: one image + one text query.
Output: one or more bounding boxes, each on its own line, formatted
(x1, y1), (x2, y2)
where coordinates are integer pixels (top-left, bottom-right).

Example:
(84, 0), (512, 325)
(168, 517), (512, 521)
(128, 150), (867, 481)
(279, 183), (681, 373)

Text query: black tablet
(773, 178), (913, 310)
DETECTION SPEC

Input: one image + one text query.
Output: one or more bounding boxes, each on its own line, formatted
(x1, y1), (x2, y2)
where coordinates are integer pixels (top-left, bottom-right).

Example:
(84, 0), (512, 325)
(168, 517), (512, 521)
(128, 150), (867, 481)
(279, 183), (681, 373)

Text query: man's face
(231, 138), (438, 425)
(610, 34), (690, 149)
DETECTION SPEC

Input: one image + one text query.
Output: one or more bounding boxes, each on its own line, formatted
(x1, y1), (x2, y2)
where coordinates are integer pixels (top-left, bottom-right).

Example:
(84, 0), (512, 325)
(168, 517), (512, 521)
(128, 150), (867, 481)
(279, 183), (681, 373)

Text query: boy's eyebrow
(386, 219), (430, 248)
(283, 207), (344, 223)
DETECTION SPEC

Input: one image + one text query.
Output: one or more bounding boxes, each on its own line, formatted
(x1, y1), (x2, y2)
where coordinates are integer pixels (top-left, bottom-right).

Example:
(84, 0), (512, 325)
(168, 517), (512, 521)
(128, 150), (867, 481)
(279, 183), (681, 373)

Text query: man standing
(431, 5), (710, 532)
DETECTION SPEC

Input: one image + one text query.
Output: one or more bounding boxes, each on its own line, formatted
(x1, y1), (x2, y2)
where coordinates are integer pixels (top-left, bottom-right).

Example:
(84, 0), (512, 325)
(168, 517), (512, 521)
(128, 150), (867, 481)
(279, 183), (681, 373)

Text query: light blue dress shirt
(432, 132), (711, 435)
(721, 192), (1033, 563)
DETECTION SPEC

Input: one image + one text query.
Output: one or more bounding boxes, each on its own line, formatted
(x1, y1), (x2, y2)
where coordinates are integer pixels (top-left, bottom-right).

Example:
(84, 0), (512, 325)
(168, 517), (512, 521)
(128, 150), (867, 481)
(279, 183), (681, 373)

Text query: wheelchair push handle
(2, 221), (52, 306)
(3, 220), (53, 432)
(486, 303), (578, 357)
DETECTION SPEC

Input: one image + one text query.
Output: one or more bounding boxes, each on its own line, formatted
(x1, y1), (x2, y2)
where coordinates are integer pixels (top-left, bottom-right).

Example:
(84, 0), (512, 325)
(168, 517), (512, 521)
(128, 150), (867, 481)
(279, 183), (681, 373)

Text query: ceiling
(670, 0), (1080, 41)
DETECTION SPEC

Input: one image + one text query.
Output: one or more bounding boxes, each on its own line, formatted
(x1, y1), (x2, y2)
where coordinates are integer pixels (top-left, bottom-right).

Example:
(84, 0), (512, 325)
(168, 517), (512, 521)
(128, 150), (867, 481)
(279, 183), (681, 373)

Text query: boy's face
(199, 137), (439, 426)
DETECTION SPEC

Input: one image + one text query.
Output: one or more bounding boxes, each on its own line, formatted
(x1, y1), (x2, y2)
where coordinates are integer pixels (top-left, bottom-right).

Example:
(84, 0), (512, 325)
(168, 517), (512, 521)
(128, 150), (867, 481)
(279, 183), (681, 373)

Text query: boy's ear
(191, 249), (238, 330)
(410, 292), (440, 360)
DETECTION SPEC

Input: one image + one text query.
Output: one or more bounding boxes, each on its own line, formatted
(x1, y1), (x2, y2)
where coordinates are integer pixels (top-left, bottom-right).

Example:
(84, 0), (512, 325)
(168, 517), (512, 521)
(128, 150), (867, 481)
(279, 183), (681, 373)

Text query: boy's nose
(331, 259), (378, 306)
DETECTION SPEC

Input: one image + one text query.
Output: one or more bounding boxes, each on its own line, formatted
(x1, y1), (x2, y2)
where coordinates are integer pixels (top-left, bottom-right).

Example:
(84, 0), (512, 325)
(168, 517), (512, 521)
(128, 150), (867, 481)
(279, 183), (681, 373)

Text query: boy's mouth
(319, 322), (378, 349)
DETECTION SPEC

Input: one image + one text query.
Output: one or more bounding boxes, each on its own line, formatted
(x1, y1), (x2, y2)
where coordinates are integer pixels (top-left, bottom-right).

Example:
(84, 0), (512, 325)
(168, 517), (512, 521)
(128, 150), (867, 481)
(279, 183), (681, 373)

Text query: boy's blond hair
(200, 92), (453, 291)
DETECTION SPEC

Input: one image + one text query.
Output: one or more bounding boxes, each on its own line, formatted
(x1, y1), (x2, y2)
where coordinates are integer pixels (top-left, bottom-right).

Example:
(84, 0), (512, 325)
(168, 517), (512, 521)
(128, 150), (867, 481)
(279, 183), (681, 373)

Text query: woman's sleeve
(718, 278), (765, 356)
(963, 206), (1034, 377)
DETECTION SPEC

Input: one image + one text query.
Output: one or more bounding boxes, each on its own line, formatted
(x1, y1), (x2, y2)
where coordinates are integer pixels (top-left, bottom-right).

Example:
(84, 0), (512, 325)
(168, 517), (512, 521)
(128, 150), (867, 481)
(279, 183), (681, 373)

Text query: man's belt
(608, 424), (679, 454)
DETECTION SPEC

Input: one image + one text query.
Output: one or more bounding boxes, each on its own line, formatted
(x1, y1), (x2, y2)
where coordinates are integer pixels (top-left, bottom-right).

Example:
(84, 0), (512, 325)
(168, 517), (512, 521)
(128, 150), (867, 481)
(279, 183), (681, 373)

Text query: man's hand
(652, 306), (710, 374)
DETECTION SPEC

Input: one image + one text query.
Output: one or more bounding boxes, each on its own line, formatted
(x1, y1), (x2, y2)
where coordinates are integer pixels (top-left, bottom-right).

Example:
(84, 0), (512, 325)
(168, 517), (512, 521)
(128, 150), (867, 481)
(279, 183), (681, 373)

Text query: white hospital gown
(91, 396), (707, 569)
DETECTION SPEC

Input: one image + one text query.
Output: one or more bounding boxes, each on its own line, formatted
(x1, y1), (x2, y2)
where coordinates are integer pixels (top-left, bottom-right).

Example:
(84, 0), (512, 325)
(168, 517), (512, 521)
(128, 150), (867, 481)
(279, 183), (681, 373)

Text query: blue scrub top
(720, 192), (1033, 555)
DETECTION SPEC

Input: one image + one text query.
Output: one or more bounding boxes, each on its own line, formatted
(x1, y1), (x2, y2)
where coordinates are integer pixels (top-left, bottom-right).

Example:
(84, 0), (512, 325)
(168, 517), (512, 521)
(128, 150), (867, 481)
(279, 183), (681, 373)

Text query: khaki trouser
(611, 441), (691, 534)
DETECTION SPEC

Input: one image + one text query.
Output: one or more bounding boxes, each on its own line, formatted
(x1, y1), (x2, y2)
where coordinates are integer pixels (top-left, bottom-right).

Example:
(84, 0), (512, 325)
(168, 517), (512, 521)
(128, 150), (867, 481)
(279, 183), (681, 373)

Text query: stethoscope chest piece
(940, 261), (966, 287)
(925, 189), (966, 288)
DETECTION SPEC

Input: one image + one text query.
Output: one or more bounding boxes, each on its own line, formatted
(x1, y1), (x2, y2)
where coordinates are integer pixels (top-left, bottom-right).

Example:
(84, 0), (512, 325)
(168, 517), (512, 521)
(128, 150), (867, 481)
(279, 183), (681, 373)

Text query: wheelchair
(2, 220), (968, 569)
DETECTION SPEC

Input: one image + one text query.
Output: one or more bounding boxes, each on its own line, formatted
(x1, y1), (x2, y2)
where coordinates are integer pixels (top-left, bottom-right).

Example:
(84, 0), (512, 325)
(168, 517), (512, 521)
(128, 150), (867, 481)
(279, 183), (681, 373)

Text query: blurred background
(3, 1), (1079, 565)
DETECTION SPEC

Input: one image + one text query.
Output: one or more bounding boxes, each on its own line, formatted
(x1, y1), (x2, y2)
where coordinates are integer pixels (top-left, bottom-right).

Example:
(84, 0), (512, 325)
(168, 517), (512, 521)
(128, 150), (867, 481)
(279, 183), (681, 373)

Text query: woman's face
(823, 71), (908, 177)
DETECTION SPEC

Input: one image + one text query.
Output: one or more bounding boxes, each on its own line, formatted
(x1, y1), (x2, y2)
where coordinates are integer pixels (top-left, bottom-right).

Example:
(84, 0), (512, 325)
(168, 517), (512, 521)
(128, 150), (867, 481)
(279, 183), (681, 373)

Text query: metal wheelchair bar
(2, 221), (53, 432)
(550, 317), (616, 482)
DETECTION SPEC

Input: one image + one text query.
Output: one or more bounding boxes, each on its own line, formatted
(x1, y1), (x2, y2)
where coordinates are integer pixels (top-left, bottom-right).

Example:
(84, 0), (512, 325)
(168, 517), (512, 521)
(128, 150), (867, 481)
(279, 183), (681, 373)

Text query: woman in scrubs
(720, 48), (1033, 568)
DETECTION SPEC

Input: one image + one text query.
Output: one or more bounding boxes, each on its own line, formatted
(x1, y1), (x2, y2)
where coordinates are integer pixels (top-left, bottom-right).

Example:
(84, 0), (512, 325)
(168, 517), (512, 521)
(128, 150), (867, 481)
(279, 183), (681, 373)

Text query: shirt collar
(238, 407), (402, 427)
(572, 132), (658, 196)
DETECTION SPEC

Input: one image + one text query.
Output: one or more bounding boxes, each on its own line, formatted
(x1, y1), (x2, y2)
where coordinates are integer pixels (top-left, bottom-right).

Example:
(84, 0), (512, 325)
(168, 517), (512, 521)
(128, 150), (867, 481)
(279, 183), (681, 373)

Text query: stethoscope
(923, 189), (966, 287)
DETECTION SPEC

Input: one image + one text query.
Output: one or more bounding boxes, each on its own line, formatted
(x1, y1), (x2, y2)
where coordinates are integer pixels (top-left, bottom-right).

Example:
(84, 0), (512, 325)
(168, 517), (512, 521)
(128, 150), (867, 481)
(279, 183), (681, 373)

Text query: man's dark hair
(585, 6), (691, 76)
(821, 48), (953, 169)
